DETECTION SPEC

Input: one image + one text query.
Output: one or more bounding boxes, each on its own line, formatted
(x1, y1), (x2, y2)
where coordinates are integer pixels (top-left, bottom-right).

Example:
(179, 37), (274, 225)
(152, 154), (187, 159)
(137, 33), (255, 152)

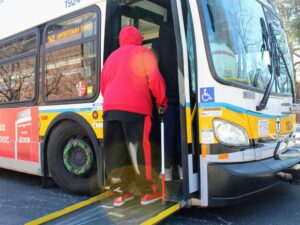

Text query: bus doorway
(103, 0), (200, 203)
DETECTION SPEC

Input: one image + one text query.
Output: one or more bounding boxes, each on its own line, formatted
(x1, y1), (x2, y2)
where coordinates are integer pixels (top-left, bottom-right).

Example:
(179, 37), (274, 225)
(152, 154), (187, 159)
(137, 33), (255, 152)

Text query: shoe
(160, 167), (173, 181)
(113, 193), (135, 207)
(141, 192), (162, 205)
(178, 165), (183, 180)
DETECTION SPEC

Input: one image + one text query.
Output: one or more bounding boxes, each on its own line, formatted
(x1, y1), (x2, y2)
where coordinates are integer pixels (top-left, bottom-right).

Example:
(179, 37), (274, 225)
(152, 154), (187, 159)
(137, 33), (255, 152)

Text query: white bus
(0, 0), (300, 212)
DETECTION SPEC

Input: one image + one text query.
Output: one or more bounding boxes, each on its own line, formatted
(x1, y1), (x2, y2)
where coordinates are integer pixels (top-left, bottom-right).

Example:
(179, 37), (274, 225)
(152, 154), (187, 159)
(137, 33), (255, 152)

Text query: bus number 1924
(65, 0), (80, 8)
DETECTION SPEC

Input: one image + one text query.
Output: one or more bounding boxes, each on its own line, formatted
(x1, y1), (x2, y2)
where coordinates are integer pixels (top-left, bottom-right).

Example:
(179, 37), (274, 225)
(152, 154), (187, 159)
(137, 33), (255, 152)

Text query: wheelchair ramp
(26, 191), (181, 225)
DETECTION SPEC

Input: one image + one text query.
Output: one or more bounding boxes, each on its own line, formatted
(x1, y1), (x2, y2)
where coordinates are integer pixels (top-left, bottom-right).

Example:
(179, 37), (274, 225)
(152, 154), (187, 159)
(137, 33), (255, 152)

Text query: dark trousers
(163, 104), (182, 168)
(104, 117), (154, 195)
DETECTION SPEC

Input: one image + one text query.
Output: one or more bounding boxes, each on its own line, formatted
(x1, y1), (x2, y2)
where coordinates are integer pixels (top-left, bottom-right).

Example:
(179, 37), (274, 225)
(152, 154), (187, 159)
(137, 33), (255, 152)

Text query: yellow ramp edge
(25, 191), (113, 225)
(140, 203), (181, 225)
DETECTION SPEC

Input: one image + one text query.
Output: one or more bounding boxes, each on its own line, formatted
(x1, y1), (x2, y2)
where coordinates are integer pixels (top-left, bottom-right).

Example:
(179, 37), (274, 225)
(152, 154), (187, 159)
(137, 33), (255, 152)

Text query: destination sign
(47, 22), (94, 47)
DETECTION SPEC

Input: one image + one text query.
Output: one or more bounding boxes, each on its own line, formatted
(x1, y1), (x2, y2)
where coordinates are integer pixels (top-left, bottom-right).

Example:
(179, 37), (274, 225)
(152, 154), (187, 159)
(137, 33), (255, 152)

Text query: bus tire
(47, 121), (99, 195)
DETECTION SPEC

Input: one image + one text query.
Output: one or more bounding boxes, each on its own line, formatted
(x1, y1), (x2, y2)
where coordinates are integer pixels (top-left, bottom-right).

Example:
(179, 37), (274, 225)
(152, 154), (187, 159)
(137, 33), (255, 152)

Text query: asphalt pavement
(160, 182), (300, 225)
(1, 168), (300, 225)
(0, 169), (87, 225)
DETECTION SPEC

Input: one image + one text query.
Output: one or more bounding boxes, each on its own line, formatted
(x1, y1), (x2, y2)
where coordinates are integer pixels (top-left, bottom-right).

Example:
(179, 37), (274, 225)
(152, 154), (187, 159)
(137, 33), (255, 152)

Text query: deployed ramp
(26, 191), (181, 225)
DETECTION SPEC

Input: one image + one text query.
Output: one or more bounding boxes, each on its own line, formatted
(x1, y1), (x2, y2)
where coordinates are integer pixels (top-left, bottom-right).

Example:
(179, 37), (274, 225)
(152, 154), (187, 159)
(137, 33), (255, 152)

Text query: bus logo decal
(276, 117), (281, 134)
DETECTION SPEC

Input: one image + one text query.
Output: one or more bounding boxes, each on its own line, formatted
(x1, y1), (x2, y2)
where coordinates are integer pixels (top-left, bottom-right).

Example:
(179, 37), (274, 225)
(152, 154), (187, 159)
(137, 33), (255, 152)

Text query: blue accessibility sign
(200, 87), (215, 103)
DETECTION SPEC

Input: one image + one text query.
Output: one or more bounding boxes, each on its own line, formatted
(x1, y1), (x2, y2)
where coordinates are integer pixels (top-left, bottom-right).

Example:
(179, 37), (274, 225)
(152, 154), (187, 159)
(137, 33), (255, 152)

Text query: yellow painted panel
(198, 106), (295, 143)
(39, 110), (103, 139)
(39, 112), (60, 136)
(247, 114), (295, 139)
(186, 107), (192, 144)
(78, 111), (103, 139)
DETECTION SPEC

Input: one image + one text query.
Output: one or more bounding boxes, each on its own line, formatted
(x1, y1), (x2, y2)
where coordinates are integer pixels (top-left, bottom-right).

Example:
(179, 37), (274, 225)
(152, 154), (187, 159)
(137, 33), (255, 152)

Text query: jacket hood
(119, 25), (144, 46)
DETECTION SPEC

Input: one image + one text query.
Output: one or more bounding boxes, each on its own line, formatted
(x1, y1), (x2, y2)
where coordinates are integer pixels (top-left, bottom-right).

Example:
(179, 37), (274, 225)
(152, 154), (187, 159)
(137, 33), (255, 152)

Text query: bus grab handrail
(191, 104), (197, 124)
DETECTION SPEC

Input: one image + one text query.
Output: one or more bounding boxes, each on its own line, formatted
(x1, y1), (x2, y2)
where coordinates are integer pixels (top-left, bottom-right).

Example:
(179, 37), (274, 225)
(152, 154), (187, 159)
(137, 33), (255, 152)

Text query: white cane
(160, 117), (166, 202)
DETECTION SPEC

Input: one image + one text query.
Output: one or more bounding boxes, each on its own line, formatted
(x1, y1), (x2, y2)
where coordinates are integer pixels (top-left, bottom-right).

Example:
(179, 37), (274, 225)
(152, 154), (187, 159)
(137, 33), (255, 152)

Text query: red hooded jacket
(100, 26), (167, 116)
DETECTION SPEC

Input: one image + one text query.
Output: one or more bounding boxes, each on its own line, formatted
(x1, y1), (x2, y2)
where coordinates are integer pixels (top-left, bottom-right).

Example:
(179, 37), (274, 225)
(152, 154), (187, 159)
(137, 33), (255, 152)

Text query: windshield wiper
(256, 23), (280, 111)
(278, 45), (296, 103)
(254, 18), (269, 88)
(260, 17), (269, 54)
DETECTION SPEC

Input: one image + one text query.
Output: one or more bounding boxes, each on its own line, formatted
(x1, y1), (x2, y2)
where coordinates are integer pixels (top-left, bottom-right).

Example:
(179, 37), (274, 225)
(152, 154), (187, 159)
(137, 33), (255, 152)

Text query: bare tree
(45, 44), (84, 99)
(0, 35), (36, 102)
(0, 60), (34, 102)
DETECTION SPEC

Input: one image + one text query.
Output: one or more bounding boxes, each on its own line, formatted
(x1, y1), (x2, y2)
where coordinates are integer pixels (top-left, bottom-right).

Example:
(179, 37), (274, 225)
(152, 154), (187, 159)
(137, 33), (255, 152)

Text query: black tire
(47, 121), (99, 195)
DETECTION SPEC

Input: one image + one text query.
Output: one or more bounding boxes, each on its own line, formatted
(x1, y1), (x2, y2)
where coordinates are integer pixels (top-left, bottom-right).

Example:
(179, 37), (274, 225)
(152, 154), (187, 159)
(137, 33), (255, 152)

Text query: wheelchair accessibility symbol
(200, 87), (215, 103)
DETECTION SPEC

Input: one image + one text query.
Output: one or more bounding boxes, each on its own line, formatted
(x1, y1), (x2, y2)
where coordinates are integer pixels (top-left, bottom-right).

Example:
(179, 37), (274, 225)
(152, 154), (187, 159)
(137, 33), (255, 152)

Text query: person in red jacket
(101, 25), (167, 207)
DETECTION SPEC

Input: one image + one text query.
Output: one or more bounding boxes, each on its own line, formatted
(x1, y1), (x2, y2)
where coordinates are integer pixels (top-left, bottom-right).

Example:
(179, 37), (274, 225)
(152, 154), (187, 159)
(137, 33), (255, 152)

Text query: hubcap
(63, 139), (94, 176)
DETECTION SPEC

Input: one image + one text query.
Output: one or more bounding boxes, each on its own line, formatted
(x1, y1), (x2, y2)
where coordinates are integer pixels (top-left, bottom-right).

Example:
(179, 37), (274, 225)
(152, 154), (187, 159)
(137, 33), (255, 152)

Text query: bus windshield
(200, 0), (293, 95)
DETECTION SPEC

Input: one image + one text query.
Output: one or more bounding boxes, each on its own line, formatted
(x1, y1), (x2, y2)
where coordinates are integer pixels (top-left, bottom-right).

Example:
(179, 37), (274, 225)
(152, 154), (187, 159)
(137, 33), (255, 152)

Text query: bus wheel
(47, 121), (99, 195)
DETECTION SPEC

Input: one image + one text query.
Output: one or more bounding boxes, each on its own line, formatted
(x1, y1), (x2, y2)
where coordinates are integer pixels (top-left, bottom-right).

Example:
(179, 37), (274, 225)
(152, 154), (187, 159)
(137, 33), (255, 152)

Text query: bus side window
(43, 10), (99, 101)
(0, 32), (38, 104)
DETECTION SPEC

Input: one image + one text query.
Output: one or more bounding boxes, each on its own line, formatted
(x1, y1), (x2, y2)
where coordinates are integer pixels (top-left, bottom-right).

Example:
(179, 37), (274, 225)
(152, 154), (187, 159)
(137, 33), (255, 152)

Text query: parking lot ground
(0, 169), (87, 225)
(2, 168), (300, 225)
(160, 181), (300, 225)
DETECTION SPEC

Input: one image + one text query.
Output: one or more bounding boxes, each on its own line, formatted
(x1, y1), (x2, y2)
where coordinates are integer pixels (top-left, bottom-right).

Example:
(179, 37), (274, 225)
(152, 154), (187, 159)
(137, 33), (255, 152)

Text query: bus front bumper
(207, 148), (300, 207)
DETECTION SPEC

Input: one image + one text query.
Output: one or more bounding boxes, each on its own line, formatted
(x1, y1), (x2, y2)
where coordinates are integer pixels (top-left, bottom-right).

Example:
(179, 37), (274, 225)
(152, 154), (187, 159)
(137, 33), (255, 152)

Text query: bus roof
(0, 0), (103, 40)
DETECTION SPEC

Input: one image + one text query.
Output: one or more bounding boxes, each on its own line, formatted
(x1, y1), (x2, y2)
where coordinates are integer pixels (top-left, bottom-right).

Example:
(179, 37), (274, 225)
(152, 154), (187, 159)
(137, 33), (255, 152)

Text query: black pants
(104, 117), (154, 195)
(163, 104), (182, 168)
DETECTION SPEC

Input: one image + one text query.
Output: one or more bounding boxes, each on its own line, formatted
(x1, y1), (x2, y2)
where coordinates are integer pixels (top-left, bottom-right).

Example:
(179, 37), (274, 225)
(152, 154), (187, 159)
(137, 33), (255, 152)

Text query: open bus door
(167, 0), (200, 206)
(102, 0), (200, 204)
(26, 0), (201, 224)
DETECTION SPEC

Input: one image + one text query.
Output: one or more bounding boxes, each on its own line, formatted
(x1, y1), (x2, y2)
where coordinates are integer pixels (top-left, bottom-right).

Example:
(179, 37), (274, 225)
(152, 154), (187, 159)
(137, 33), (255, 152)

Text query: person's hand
(158, 106), (166, 115)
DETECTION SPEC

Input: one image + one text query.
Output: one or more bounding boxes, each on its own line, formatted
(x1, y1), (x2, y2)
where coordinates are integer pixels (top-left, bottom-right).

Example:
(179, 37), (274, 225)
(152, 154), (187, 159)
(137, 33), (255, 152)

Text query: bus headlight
(213, 119), (250, 147)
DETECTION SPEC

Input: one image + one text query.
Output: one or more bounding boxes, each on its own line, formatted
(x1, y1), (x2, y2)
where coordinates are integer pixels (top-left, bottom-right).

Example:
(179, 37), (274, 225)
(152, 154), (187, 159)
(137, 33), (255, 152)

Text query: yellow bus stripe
(140, 203), (181, 225)
(186, 107), (192, 143)
(25, 191), (112, 225)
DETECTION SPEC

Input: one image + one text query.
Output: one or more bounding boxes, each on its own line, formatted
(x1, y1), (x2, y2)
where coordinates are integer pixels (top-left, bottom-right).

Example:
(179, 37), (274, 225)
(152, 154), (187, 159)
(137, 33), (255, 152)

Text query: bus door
(169, 0), (201, 202)
(104, 0), (201, 203)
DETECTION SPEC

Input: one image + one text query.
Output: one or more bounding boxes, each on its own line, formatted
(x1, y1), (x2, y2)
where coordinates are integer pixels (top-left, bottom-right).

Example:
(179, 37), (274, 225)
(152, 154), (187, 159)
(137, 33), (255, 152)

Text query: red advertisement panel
(0, 107), (39, 162)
